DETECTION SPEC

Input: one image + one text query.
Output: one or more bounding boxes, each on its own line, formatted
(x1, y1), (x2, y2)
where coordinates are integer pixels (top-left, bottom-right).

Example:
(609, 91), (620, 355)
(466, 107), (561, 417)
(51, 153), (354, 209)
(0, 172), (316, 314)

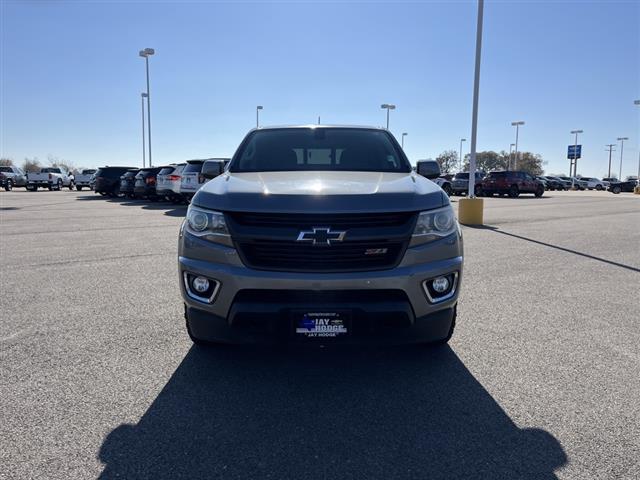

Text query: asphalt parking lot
(1, 189), (639, 479)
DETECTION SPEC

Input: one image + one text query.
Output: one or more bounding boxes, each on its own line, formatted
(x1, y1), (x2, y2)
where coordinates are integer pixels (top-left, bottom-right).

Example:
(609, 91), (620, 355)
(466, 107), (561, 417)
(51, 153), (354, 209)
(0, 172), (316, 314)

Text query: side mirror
(416, 160), (441, 180)
(201, 160), (225, 179)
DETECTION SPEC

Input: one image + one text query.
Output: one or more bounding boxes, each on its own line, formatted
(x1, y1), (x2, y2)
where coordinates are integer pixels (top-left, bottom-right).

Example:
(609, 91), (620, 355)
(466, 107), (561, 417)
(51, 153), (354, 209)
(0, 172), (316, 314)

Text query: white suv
(579, 177), (605, 190)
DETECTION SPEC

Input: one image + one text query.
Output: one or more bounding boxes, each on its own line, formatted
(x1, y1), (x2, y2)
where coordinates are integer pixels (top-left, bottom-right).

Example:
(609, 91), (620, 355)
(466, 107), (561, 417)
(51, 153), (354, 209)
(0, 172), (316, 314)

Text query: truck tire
(76, 185), (83, 191)
(612, 186), (621, 194)
(4, 180), (12, 191)
(26, 184), (35, 191)
(508, 185), (520, 198)
(68, 181), (75, 190)
(56, 179), (63, 191)
(535, 186), (544, 197)
(442, 184), (452, 196)
(596, 184), (603, 191)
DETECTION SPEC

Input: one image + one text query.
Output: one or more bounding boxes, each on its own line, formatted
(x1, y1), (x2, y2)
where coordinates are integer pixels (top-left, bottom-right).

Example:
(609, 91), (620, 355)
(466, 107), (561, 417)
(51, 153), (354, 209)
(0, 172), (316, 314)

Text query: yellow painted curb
(634, 186), (640, 195)
(458, 198), (484, 225)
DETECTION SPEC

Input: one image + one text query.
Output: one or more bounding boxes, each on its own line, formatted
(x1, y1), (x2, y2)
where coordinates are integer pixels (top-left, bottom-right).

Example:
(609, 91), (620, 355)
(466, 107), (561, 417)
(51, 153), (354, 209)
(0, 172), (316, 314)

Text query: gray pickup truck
(178, 125), (463, 345)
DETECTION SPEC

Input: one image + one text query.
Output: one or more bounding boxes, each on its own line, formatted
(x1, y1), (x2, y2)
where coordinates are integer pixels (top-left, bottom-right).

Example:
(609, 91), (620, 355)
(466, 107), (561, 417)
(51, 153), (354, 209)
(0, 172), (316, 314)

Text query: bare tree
(435, 150), (459, 175)
(22, 157), (41, 173)
(0, 158), (13, 166)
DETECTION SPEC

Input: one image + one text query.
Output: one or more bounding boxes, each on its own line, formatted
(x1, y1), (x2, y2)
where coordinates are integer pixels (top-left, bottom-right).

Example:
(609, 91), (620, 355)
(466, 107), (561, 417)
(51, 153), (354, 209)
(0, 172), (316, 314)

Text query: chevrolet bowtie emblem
(296, 227), (347, 246)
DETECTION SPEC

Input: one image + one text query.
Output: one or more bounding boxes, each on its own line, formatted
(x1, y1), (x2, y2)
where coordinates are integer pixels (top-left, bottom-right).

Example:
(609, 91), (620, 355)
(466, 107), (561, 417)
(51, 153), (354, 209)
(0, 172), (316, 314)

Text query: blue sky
(1, 0), (639, 178)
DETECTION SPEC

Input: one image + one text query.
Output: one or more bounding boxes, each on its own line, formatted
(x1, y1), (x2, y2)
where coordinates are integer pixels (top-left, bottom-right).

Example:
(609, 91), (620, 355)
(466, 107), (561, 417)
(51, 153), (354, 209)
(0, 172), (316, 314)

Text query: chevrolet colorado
(179, 126), (463, 345)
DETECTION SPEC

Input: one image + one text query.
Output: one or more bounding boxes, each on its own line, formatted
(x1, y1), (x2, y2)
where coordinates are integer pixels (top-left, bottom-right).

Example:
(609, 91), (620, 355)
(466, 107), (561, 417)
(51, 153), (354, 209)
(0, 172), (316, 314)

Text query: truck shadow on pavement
(98, 345), (566, 479)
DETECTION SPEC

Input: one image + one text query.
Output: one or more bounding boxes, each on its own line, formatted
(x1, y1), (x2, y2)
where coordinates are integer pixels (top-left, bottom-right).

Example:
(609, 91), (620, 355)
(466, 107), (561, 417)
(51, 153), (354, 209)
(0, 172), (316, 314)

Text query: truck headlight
(411, 205), (458, 246)
(185, 205), (232, 246)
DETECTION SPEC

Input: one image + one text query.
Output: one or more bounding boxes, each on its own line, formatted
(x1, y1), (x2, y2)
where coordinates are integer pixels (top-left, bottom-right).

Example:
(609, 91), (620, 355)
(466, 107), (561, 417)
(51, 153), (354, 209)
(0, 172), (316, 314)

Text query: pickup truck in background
(26, 167), (74, 191)
(73, 169), (96, 190)
(0, 166), (28, 191)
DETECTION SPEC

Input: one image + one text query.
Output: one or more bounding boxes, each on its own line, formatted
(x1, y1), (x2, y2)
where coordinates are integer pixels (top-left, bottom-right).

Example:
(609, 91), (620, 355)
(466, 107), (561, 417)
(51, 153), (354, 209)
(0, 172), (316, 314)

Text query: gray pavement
(1, 189), (639, 479)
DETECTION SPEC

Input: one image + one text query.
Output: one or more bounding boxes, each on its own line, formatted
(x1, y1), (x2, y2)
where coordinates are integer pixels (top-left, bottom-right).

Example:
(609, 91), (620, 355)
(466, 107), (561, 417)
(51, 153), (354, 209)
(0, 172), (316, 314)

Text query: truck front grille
(226, 211), (416, 273)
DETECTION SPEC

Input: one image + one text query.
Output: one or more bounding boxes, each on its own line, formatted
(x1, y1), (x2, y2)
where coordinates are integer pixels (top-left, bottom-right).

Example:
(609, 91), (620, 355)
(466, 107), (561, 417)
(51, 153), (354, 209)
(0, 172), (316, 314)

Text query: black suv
(133, 167), (163, 200)
(119, 169), (140, 198)
(94, 167), (136, 196)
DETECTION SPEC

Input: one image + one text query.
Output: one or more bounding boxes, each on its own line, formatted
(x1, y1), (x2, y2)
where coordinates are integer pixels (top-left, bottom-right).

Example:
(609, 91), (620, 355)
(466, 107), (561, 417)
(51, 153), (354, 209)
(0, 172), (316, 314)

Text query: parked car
(179, 125), (462, 346)
(602, 177), (618, 186)
(536, 176), (548, 189)
(180, 158), (229, 202)
(74, 169), (96, 190)
(541, 176), (566, 191)
(133, 167), (163, 200)
(119, 169), (140, 198)
(608, 179), (637, 194)
(578, 177), (606, 190)
(481, 171), (545, 197)
(451, 171), (486, 196)
(156, 163), (186, 202)
(0, 165), (27, 190)
(558, 176), (587, 190)
(26, 167), (74, 191)
(434, 177), (453, 196)
(94, 166), (136, 196)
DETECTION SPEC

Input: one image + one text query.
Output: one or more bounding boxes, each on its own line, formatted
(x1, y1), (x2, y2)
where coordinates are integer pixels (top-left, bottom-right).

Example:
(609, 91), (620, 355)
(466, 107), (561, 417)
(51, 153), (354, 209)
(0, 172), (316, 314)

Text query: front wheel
(535, 186), (544, 197)
(4, 180), (12, 191)
(595, 184), (603, 191)
(442, 184), (453, 196)
(612, 186), (621, 194)
(56, 179), (63, 191)
(68, 181), (75, 190)
(508, 185), (520, 198)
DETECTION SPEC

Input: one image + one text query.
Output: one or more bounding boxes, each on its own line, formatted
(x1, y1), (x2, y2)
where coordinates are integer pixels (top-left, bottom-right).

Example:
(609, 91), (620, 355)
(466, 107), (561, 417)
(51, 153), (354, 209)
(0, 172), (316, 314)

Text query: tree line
(434, 150), (546, 176)
(0, 156), (85, 174)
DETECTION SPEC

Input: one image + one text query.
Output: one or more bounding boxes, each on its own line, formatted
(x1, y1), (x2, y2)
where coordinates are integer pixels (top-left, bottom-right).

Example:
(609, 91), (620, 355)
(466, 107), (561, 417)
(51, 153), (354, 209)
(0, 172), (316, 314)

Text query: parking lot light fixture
(402, 132), (408, 149)
(570, 130), (583, 188)
(509, 143), (516, 169)
(256, 105), (263, 128)
(380, 104), (396, 129)
(138, 48), (155, 167)
(511, 121), (525, 170)
(140, 93), (148, 168)
(458, 0), (485, 226)
(635, 100), (640, 193)
(617, 137), (628, 181)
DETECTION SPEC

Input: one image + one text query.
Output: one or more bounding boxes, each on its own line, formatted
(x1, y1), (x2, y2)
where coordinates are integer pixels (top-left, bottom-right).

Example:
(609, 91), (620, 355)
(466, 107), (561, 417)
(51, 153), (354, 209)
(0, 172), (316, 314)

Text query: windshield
(230, 128), (411, 173)
(0, 167), (12, 172)
(488, 172), (508, 178)
(454, 173), (469, 180)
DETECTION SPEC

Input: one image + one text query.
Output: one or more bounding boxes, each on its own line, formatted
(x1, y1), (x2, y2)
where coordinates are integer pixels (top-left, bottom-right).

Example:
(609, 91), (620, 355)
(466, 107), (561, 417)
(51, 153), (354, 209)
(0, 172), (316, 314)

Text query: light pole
(570, 129), (583, 188)
(509, 143), (515, 170)
(511, 121), (524, 170)
(635, 100), (640, 191)
(256, 105), (263, 128)
(617, 137), (628, 181)
(459, 138), (466, 171)
(605, 144), (616, 179)
(380, 104), (396, 129)
(402, 132), (408, 149)
(466, 0), (484, 202)
(141, 93), (148, 168)
(139, 48), (155, 166)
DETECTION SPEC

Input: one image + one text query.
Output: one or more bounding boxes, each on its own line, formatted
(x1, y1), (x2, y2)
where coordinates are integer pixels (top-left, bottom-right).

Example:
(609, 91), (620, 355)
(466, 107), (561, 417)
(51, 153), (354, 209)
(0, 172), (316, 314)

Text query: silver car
(178, 126), (463, 346)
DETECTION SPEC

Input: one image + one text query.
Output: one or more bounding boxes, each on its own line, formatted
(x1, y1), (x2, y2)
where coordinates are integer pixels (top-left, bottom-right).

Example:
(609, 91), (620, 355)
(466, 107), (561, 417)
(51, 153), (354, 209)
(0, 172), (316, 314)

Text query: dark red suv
(481, 171), (545, 198)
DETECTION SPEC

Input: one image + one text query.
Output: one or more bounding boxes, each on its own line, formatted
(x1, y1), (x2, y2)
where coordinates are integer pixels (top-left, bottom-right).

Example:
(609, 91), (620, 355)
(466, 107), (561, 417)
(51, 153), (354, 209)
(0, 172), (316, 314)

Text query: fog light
(192, 276), (210, 293)
(432, 276), (450, 293)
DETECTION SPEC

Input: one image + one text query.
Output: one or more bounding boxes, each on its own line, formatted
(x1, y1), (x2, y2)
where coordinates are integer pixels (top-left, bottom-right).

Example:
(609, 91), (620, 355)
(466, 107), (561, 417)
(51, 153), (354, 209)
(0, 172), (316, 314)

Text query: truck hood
(193, 171), (448, 213)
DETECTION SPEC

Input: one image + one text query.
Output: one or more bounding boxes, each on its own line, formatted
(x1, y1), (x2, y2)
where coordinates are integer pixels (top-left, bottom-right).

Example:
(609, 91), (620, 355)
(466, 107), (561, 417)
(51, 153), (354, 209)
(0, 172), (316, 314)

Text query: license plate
(294, 311), (350, 338)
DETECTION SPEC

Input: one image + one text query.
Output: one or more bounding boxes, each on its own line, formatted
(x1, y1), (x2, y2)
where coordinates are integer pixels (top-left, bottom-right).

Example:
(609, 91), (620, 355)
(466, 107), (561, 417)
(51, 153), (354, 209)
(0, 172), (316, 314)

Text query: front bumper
(179, 230), (463, 344)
